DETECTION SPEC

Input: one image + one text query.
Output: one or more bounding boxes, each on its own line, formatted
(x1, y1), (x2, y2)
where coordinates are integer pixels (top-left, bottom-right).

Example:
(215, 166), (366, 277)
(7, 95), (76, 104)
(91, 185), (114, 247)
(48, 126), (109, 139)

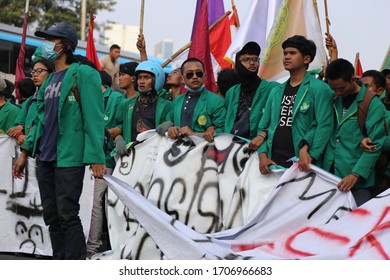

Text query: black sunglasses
(185, 71), (204, 79)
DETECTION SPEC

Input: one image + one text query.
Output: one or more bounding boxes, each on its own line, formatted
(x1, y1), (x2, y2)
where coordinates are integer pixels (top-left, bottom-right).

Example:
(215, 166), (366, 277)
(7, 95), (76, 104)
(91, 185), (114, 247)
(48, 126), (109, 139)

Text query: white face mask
(41, 41), (62, 61)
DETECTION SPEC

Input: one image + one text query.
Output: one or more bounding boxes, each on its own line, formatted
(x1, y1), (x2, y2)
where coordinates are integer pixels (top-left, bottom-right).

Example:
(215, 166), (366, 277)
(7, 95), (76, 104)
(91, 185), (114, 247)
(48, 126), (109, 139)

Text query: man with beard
(224, 42), (279, 150)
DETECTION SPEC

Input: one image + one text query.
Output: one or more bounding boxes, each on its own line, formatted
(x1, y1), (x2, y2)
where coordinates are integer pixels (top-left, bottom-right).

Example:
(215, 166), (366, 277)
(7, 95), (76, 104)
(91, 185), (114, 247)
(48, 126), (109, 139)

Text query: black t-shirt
(272, 83), (300, 168)
(342, 93), (358, 116)
(231, 88), (256, 138)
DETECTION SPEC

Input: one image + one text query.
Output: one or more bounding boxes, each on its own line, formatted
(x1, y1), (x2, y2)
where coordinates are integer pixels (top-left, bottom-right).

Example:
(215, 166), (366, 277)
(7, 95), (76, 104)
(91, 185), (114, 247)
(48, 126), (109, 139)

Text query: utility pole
(81, 0), (87, 40)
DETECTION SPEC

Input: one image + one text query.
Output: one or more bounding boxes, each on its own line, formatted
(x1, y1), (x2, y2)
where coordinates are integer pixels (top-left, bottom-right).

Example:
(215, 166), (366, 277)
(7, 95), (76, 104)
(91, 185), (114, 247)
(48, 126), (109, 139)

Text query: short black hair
(110, 44), (121, 51)
(181, 57), (205, 74)
(217, 68), (240, 97)
(33, 58), (55, 74)
(362, 70), (386, 89)
(74, 55), (98, 70)
(99, 70), (112, 87)
(326, 58), (355, 82)
(0, 79), (15, 98)
(382, 68), (390, 77)
(282, 35), (317, 63)
(19, 78), (36, 99)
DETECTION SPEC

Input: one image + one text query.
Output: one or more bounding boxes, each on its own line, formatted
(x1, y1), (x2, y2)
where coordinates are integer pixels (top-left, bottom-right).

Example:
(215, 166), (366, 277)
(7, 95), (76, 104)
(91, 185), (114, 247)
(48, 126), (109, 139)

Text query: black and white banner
(97, 132), (390, 260)
(0, 135), (94, 256)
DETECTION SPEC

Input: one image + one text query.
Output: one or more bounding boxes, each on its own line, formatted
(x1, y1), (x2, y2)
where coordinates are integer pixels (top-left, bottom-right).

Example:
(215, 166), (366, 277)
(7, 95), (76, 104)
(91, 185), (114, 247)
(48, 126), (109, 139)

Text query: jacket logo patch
(198, 115), (207, 126)
(300, 102), (310, 111)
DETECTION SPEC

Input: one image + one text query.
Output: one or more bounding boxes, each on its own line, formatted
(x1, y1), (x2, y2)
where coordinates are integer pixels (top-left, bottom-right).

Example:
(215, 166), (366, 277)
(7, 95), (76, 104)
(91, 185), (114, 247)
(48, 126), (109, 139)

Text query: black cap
(120, 62), (139, 76)
(237, 41), (261, 57)
(35, 22), (78, 48)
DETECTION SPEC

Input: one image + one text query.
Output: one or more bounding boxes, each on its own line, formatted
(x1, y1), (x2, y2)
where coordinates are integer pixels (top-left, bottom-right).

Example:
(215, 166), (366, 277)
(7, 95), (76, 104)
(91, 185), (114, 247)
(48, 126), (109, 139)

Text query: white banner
(0, 135), (94, 256)
(99, 132), (365, 260)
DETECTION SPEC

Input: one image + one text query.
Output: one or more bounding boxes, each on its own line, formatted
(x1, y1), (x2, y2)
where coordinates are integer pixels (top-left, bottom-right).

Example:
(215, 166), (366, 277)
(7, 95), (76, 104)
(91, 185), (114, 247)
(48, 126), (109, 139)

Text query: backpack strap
(358, 89), (378, 137)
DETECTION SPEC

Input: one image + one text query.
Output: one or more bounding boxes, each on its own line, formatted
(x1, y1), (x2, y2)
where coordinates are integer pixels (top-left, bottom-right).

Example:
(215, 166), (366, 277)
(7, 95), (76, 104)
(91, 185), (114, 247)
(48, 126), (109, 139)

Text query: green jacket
(322, 85), (386, 188)
(382, 110), (390, 152)
(103, 86), (125, 168)
(166, 89), (226, 133)
(224, 79), (279, 139)
(14, 95), (38, 134)
(258, 73), (334, 164)
(157, 88), (172, 101)
(22, 63), (106, 167)
(115, 93), (173, 144)
(0, 100), (20, 134)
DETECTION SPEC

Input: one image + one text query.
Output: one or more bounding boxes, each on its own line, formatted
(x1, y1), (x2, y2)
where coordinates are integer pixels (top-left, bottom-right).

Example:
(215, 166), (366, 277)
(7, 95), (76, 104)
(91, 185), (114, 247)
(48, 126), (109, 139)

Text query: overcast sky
(97, 0), (389, 71)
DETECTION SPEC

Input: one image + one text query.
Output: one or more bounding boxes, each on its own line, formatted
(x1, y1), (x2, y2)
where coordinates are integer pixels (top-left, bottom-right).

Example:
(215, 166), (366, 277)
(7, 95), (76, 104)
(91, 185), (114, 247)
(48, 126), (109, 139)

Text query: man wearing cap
(257, 35), (334, 174)
(112, 60), (172, 156)
(224, 41), (279, 148)
(0, 77), (20, 134)
(12, 22), (106, 260)
(118, 62), (138, 99)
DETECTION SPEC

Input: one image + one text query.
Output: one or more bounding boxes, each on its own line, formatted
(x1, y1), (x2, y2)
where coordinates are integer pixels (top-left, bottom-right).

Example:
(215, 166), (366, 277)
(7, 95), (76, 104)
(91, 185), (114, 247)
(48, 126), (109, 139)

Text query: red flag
(354, 52), (363, 79)
(209, 12), (232, 69)
(14, 11), (28, 101)
(86, 11), (102, 70)
(189, 0), (217, 93)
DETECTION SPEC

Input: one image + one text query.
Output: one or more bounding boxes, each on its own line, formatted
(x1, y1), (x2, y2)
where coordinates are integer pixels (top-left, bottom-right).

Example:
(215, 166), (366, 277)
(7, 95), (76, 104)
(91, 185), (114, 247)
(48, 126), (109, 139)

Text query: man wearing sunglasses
(224, 41), (279, 150)
(164, 57), (226, 142)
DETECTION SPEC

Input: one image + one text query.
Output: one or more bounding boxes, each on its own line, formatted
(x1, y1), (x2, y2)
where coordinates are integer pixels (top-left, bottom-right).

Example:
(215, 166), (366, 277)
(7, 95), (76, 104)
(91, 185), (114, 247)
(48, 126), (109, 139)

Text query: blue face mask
(185, 84), (205, 94)
(41, 41), (61, 62)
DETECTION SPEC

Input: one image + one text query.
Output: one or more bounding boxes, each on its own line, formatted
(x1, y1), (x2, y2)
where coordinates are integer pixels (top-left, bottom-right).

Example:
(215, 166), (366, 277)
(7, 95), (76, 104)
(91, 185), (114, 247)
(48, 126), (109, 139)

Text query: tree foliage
(0, 0), (116, 38)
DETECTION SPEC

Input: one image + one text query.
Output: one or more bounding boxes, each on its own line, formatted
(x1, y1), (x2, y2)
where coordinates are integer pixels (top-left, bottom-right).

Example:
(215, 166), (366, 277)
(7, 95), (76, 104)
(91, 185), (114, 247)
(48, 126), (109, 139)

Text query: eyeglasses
(240, 57), (260, 63)
(31, 68), (48, 75)
(185, 71), (204, 79)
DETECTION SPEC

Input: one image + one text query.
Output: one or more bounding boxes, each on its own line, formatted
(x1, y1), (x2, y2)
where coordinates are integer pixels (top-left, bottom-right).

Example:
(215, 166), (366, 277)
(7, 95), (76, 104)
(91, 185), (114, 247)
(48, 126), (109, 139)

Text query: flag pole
(231, 0), (240, 27)
(25, 0), (29, 12)
(161, 11), (231, 68)
(323, 0), (333, 59)
(139, 0), (145, 35)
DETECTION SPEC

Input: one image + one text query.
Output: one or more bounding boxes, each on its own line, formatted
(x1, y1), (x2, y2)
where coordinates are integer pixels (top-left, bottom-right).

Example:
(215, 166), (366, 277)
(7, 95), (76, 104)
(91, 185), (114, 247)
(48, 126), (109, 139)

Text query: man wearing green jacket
(165, 57), (226, 142)
(323, 59), (387, 206)
(13, 22), (106, 259)
(0, 77), (20, 134)
(224, 42), (278, 150)
(113, 60), (172, 156)
(258, 35), (334, 174)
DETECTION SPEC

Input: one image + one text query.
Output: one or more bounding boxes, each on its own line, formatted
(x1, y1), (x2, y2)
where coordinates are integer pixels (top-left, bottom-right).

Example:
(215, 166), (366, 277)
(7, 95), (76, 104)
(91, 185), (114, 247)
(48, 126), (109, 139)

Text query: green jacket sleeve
(353, 98), (386, 179)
